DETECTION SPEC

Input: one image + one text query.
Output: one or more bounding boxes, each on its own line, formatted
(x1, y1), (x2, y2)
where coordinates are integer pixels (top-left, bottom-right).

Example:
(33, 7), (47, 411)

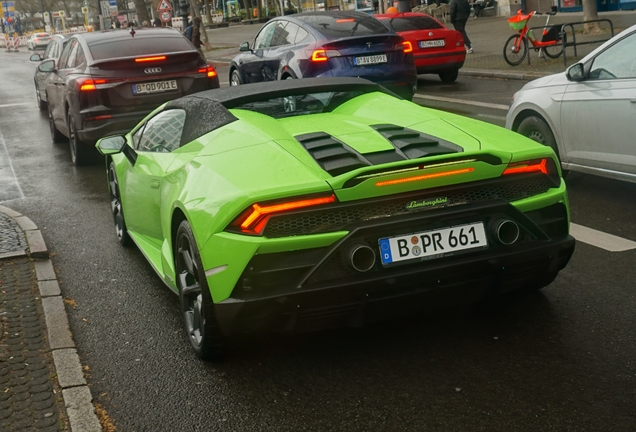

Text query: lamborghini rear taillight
(230, 194), (337, 235)
(375, 168), (474, 187)
(502, 158), (560, 186)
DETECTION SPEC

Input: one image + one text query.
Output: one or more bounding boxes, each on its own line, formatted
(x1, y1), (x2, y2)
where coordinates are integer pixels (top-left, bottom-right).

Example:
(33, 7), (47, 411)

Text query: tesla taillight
(402, 41), (413, 53)
(311, 49), (341, 62)
(231, 194), (337, 235)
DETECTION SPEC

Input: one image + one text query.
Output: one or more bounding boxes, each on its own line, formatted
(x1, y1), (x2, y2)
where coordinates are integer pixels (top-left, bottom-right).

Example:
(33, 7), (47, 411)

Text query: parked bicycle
(503, 10), (563, 66)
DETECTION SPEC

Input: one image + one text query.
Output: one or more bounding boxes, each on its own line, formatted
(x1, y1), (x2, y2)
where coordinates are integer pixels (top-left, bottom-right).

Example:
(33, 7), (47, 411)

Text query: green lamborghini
(96, 78), (575, 359)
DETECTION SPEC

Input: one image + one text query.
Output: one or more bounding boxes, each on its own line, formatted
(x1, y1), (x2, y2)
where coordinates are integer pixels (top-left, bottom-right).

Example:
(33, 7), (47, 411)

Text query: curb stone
(0, 205), (102, 432)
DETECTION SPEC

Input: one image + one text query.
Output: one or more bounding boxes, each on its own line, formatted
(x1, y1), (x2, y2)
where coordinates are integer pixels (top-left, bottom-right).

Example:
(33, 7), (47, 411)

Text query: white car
(506, 24), (636, 183)
(26, 32), (53, 50)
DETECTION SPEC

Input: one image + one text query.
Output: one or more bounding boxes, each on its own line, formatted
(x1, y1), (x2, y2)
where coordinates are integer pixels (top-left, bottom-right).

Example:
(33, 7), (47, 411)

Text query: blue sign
(108, 0), (117, 5)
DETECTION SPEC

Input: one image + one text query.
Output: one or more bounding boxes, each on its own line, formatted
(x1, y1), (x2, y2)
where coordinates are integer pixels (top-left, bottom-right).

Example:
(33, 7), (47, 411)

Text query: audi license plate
(378, 222), (487, 265)
(354, 54), (388, 66)
(419, 40), (445, 48)
(132, 80), (178, 95)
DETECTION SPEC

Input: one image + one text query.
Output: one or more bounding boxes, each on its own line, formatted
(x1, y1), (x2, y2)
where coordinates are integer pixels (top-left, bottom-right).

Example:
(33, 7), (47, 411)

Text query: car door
(560, 31), (636, 175)
(241, 21), (281, 83)
(120, 109), (187, 242)
(47, 39), (77, 136)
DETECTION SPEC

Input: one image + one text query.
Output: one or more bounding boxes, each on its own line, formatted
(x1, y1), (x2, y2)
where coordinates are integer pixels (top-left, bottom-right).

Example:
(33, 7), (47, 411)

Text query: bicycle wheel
(543, 42), (563, 59)
(503, 34), (528, 66)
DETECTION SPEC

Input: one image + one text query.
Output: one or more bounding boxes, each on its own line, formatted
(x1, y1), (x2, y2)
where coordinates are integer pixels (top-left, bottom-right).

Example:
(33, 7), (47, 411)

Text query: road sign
(159, 10), (171, 22)
(108, 0), (116, 5)
(58, 10), (65, 17)
(81, 6), (88, 13)
(158, 0), (172, 11)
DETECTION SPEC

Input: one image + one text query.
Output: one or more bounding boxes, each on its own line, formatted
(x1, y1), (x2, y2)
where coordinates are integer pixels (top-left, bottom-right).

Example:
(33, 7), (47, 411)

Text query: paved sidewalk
(202, 10), (636, 81)
(0, 207), (101, 432)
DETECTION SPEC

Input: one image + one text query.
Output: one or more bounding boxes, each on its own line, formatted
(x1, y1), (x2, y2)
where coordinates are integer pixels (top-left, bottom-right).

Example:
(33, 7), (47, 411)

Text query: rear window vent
(295, 132), (371, 177)
(371, 124), (463, 159)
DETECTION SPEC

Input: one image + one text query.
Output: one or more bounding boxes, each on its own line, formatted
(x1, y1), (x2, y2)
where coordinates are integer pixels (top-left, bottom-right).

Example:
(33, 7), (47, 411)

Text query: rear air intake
(295, 132), (371, 177)
(370, 124), (463, 159)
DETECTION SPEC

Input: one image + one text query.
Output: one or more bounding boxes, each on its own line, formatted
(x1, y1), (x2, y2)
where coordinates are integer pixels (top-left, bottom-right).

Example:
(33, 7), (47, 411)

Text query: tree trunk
(133, 0), (151, 25)
(204, 0), (212, 24)
(582, 0), (601, 34)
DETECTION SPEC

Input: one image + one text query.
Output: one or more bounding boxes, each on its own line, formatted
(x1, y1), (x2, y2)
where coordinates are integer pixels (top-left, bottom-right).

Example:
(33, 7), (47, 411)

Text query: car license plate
(419, 40), (445, 48)
(354, 54), (388, 66)
(132, 80), (178, 95)
(378, 222), (487, 265)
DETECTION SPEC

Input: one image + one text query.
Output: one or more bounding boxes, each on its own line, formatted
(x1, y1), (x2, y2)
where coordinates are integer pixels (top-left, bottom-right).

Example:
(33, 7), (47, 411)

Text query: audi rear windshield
(379, 16), (444, 31)
(296, 13), (391, 38)
(87, 36), (193, 60)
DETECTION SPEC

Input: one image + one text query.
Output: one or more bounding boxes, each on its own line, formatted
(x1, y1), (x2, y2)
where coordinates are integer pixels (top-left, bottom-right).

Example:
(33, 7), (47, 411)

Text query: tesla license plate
(354, 54), (388, 66)
(378, 222), (488, 265)
(132, 80), (178, 95)
(419, 40), (445, 48)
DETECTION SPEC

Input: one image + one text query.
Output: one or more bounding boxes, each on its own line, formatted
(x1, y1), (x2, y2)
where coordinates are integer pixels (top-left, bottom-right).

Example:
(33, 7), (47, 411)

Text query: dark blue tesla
(229, 11), (418, 100)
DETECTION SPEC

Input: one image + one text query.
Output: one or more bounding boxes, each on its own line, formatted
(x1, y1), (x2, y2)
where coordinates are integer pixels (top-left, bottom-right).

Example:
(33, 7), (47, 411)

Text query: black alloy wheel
(108, 162), (132, 247)
(48, 103), (65, 143)
(68, 114), (91, 166)
(175, 220), (226, 360)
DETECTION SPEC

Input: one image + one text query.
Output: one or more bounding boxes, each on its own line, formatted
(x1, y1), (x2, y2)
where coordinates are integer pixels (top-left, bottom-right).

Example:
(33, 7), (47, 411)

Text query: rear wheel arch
(171, 207), (188, 250)
(514, 109), (564, 163)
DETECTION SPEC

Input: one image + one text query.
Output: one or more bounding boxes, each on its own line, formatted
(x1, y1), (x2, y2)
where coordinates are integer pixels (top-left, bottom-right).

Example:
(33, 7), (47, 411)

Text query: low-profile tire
(517, 115), (568, 177)
(230, 69), (242, 86)
(108, 162), (132, 247)
(36, 83), (46, 110)
(68, 113), (92, 166)
(175, 220), (227, 360)
(48, 104), (65, 143)
(439, 69), (459, 83)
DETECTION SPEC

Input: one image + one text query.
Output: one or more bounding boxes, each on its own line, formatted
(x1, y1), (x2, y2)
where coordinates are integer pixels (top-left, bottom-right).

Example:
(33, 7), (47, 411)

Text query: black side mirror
(37, 59), (56, 73)
(30, 53), (43, 62)
(566, 63), (585, 82)
(239, 42), (251, 52)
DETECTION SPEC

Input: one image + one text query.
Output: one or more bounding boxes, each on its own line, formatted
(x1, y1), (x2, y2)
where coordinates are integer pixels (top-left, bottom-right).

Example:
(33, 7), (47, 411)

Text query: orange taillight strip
(375, 168), (475, 187)
(240, 195), (336, 230)
(134, 56), (167, 63)
(502, 159), (548, 176)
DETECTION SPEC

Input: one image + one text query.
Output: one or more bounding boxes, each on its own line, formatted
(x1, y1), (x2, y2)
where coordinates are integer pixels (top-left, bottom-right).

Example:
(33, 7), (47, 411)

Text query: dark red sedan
(375, 12), (466, 83)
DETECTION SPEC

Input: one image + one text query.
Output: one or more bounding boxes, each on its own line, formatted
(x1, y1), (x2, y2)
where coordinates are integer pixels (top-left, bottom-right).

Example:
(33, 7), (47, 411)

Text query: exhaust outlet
(343, 243), (376, 272)
(491, 219), (520, 245)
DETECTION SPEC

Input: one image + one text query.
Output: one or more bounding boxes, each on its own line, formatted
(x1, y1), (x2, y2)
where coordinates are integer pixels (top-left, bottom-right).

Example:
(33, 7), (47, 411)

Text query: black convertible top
(165, 78), (394, 146)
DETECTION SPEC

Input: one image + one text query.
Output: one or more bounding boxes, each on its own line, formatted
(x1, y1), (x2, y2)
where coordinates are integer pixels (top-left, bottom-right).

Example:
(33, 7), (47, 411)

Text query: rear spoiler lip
(322, 33), (404, 46)
(87, 50), (201, 67)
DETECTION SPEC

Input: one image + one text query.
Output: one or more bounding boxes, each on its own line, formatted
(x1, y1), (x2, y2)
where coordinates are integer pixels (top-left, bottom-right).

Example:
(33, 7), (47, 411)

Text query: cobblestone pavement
(0, 258), (66, 431)
(0, 213), (26, 256)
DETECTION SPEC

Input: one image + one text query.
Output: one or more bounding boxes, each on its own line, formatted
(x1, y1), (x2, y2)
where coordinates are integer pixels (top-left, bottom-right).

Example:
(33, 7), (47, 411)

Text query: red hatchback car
(375, 12), (466, 83)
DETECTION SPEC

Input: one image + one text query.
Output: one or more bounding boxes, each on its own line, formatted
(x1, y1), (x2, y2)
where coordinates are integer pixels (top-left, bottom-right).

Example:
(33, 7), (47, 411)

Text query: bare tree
(582, 0), (601, 34)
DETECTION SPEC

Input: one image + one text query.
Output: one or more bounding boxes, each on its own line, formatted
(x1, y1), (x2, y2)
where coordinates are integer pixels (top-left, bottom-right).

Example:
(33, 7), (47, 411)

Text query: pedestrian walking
(450, 0), (473, 53)
(191, 16), (207, 53)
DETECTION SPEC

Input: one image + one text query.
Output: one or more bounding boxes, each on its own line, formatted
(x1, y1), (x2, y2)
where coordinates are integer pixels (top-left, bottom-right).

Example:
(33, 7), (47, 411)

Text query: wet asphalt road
(1, 49), (635, 431)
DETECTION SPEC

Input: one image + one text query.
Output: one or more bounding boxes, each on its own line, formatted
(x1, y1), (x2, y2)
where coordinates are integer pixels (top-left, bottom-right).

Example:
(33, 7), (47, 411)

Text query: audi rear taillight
(197, 65), (217, 78)
(311, 49), (341, 62)
(502, 158), (560, 186)
(230, 194), (337, 235)
(134, 55), (166, 63)
(76, 77), (123, 91)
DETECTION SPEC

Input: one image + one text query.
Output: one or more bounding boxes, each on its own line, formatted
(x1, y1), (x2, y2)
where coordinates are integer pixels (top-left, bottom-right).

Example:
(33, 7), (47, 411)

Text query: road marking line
(0, 103), (31, 108)
(413, 94), (509, 111)
(570, 223), (636, 252)
(0, 128), (25, 200)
